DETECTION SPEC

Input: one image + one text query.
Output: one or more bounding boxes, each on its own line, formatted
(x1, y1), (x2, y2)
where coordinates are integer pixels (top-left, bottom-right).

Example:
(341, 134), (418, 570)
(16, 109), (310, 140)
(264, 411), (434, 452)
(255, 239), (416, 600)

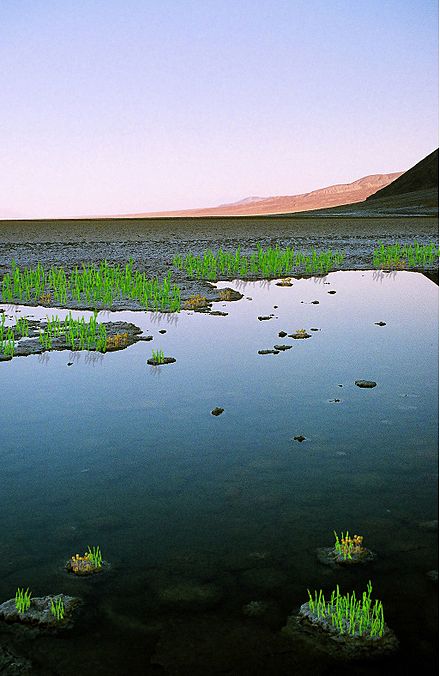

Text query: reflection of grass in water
(373, 241), (439, 269)
(173, 244), (344, 280)
(0, 259), (181, 312)
(306, 580), (384, 638)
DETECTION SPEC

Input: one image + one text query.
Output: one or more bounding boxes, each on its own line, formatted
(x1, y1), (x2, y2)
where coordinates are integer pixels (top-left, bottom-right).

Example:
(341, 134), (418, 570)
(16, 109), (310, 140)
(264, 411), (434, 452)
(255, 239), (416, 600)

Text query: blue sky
(0, 0), (438, 217)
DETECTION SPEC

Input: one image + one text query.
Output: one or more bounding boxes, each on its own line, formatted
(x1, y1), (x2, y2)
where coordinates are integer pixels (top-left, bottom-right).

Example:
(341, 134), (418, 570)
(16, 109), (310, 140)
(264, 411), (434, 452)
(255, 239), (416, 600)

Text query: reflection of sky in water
(0, 271), (437, 617)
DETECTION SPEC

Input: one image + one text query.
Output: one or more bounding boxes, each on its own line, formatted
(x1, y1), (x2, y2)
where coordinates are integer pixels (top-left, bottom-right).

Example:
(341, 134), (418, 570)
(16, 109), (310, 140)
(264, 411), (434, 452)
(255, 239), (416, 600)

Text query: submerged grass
(372, 241), (440, 269)
(173, 244), (345, 280)
(306, 580), (384, 639)
(1, 259), (181, 312)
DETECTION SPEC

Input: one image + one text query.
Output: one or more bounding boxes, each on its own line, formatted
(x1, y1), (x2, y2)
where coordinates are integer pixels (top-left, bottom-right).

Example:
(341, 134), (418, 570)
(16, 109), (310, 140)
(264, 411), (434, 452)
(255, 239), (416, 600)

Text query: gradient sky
(0, 0), (438, 218)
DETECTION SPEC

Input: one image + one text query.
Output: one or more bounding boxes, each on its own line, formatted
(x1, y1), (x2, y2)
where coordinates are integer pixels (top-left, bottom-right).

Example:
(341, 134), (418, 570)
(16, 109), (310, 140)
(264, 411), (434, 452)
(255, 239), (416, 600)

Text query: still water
(0, 270), (437, 674)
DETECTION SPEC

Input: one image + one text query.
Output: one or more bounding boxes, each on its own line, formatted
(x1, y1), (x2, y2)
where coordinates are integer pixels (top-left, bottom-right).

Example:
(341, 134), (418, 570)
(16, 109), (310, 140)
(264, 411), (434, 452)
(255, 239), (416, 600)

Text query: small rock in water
(67, 362), (73, 366)
(273, 305), (278, 309)
(159, 329), (167, 334)
(278, 331), (287, 337)
(258, 349), (279, 355)
(311, 300), (320, 304)
(327, 290), (336, 294)
(355, 380), (377, 388)
(374, 321), (386, 326)
(310, 328), (320, 331)
(427, 570), (438, 582)
(328, 399), (341, 403)
(293, 435), (306, 442)
(211, 407), (224, 416)
(258, 316), (272, 321)
(273, 344), (292, 351)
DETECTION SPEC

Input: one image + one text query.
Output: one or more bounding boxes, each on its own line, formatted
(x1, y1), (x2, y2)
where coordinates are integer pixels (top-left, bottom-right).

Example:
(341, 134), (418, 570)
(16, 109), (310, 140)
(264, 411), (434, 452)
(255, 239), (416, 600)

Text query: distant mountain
(367, 148), (439, 201)
(307, 149), (438, 217)
(119, 172), (402, 218)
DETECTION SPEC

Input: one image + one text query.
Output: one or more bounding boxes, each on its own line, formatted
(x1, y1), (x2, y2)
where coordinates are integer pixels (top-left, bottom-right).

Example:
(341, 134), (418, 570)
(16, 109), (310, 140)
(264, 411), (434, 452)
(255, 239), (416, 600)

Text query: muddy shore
(0, 216), (438, 306)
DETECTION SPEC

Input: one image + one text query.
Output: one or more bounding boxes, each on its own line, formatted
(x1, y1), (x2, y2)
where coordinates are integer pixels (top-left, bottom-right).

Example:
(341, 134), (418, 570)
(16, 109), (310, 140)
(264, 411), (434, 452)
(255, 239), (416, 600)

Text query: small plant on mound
(151, 349), (165, 364)
(50, 597), (65, 621)
(184, 294), (208, 309)
(305, 580), (384, 638)
(15, 587), (31, 613)
(106, 332), (129, 350)
(70, 545), (103, 574)
(334, 531), (365, 561)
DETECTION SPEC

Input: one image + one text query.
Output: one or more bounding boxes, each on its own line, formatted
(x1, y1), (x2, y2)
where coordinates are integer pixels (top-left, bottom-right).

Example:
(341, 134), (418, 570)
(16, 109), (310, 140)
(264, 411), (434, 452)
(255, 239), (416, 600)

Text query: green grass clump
(173, 244), (345, 280)
(151, 349), (165, 364)
(0, 259), (181, 312)
(15, 587), (32, 613)
(306, 580), (384, 639)
(39, 313), (107, 352)
(372, 241), (440, 269)
(87, 545), (103, 569)
(50, 597), (65, 621)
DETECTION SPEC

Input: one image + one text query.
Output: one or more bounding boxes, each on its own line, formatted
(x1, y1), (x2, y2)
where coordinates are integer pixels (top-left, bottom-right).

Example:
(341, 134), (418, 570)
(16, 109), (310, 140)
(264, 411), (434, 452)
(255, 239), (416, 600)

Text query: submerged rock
(355, 380), (377, 388)
(0, 646), (32, 675)
(242, 600), (270, 617)
(0, 594), (80, 631)
(158, 581), (222, 608)
(211, 407), (224, 416)
(426, 570), (438, 582)
(293, 435), (306, 442)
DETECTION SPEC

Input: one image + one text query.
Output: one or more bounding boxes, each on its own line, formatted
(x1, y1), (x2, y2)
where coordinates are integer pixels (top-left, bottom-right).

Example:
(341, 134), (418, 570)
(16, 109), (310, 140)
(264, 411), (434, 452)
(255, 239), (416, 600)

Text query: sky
(0, 0), (438, 218)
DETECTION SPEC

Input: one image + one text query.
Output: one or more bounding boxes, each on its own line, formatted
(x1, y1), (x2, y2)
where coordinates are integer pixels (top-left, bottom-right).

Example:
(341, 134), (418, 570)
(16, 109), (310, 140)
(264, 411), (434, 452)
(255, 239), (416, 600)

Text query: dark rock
(211, 407), (224, 416)
(258, 349), (279, 355)
(316, 546), (376, 568)
(159, 329), (167, 334)
(278, 331), (287, 337)
(258, 316), (272, 321)
(273, 345), (292, 351)
(293, 435), (306, 442)
(355, 380), (377, 388)
(328, 290), (336, 294)
(209, 311), (228, 316)
(0, 594), (80, 631)
(282, 604), (398, 660)
(328, 399), (341, 403)
(288, 331), (311, 339)
(147, 356), (176, 366)
(374, 321), (386, 326)
(311, 300), (319, 304)
(139, 335), (154, 341)
(310, 328), (320, 331)
(67, 362), (73, 366)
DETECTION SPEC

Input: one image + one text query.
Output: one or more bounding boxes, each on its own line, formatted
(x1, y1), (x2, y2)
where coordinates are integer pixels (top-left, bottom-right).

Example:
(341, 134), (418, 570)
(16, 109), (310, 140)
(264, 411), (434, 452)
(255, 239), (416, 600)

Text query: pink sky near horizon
(0, 0), (438, 219)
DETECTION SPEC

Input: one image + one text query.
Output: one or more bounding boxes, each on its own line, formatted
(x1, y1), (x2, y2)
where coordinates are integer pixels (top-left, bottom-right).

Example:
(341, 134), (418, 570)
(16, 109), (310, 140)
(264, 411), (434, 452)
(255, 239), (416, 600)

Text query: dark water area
(0, 271), (437, 674)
